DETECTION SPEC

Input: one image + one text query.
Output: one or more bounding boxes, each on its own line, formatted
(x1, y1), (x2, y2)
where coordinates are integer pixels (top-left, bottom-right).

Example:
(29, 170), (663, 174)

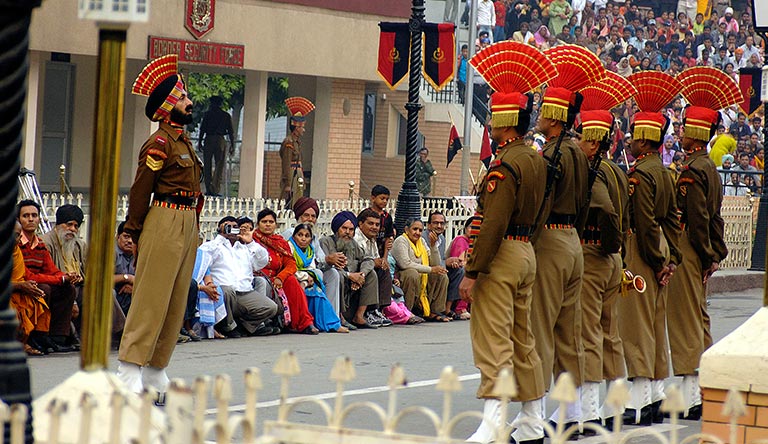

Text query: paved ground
(26, 285), (765, 443)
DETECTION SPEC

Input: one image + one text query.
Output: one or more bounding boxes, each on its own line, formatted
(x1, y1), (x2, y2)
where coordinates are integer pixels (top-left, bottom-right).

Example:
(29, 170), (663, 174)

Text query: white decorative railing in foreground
(2, 351), (753, 444)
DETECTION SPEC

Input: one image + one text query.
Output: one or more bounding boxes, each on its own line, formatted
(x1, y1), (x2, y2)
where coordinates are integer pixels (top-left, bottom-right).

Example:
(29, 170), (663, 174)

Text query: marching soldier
(118, 55), (203, 401)
(531, 45), (604, 429)
(281, 97), (315, 209)
(667, 67), (736, 419)
(459, 41), (556, 444)
(619, 72), (683, 425)
(571, 71), (635, 429)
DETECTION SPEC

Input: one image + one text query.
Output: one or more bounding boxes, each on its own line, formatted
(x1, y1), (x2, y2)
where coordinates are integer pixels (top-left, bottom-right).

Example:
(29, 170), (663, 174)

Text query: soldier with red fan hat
(571, 71), (635, 430)
(459, 41), (557, 444)
(618, 71), (683, 426)
(530, 45), (603, 430)
(117, 54), (203, 402)
(281, 97), (315, 209)
(665, 67), (738, 420)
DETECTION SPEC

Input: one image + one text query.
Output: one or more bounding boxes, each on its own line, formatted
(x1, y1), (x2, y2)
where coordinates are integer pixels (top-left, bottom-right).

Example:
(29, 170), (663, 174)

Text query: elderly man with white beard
(42, 204), (126, 339)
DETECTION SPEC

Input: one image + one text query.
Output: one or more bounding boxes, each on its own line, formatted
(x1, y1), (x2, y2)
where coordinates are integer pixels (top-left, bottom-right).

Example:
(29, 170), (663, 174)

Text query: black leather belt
(505, 224), (533, 237)
(546, 213), (576, 225)
(154, 194), (196, 206)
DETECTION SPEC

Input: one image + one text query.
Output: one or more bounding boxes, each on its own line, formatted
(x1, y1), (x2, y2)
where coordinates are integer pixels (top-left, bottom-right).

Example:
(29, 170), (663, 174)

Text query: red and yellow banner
(377, 22), (411, 90)
(423, 23), (456, 92)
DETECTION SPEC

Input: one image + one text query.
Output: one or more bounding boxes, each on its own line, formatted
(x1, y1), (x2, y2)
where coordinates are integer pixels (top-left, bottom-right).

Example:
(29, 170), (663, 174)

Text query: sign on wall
(186, 0), (216, 39)
(148, 36), (244, 68)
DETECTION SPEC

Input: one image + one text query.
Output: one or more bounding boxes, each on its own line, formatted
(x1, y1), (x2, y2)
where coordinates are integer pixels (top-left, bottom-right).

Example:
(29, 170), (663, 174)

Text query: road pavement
(26, 286), (764, 442)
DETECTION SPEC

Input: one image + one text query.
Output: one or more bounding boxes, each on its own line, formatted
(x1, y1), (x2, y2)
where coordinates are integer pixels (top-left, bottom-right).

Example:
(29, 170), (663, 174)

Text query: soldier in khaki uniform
(619, 72), (683, 425)
(280, 97), (315, 209)
(460, 41), (557, 444)
(667, 67), (735, 420)
(117, 55), (203, 401)
(571, 72), (635, 429)
(532, 45), (605, 429)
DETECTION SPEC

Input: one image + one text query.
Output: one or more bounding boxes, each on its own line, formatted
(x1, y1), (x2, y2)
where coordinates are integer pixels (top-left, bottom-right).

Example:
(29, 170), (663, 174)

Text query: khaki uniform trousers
(119, 206), (198, 368)
(400, 269), (448, 315)
(666, 231), (706, 375)
(580, 245), (625, 382)
(617, 232), (669, 380)
(470, 240), (545, 401)
(531, 227), (585, 390)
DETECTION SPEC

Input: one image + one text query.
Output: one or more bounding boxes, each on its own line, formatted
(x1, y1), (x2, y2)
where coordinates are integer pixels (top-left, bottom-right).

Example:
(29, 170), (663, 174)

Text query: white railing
(35, 194), (755, 269)
(7, 352), (750, 444)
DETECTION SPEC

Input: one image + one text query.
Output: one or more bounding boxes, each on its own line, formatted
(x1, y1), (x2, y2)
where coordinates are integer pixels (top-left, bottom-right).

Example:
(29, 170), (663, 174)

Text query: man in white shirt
(476, 0), (496, 42)
(739, 35), (762, 65)
(353, 208), (395, 328)
(200, 216), (278, 337)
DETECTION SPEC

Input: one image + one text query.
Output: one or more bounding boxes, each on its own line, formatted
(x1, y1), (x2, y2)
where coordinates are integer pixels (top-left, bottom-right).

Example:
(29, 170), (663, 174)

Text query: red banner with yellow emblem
(422, 23), (456, 92)
(377, 22), (411, 90)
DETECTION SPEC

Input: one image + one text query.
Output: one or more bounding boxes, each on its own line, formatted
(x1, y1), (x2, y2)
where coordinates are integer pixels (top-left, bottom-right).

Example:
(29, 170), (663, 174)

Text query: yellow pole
(81, 27), (127, 370)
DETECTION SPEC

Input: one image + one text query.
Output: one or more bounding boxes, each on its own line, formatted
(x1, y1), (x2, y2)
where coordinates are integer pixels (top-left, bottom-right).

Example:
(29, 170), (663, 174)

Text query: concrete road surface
(27, 287), (765, 442)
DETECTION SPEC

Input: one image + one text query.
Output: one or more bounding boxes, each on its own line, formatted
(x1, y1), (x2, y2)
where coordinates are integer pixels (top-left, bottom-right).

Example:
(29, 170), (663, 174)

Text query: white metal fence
(35, 194), (756, 269)
(4, 353), (750, 444)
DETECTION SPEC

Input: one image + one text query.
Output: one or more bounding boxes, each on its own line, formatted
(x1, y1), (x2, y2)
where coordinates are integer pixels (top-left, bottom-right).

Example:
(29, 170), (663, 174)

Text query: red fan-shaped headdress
(132, 54), (179, 97)
(541, 45), (606, 122)
(676, 67), (743, 141)
(469, 41), (557, 127)
(627, 71), (682, 142)
(285, 97), (316, 124)
(579, 71), (638, 141)
(132, 55), (186, 122)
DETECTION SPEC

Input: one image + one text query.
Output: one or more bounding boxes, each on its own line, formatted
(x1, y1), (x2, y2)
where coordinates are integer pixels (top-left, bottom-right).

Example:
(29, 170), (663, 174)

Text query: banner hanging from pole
(377, 22), (411, 90)
(422, 22), (456, 92)
(738, 67), (763, 117)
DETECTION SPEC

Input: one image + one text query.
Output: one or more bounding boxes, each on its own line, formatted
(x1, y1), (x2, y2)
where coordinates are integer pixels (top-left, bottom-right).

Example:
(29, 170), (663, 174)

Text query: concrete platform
(707, 268), (764, 295)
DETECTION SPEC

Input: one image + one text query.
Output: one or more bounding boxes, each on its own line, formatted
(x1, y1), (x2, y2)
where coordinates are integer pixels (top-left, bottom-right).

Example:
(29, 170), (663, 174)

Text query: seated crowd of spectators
(453, 0), (765, 192)
(11, 185), (474, 355)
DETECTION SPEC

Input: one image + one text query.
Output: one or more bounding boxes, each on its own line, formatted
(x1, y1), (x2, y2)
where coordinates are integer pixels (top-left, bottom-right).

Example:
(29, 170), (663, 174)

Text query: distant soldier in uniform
(666, 67), (734, 420)
(531, 45), (602, 429)
(459, 41), (556, 444)
(619, 72), (683, 425)
(281, 97), (315, 209)
(570, 72), (635, 429)
(198, 95), (234, 196)
(118, 55), (203, 401)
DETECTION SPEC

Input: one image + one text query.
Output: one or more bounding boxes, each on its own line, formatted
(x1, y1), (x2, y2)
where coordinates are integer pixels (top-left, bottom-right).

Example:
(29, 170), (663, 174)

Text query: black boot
(651, 400), (664, 423)
(581, 419), (603, 436)
(49, 335), (75, 353)
(510, 437), (545, 444)
(684, 404), (702, 420)
(545, 420), (579, 439)
(622, 404), (653, 426)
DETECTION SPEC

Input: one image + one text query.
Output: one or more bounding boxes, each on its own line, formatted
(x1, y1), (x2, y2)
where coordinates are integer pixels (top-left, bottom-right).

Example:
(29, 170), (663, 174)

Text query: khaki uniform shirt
(538, 137), (590, 236)
(280, 134), (303, 191)
(676, 149), (728, 269)
(628, 153), (682, 273)
(125, 121), (202, 240)
(465, 139), (548, 278)
(585, 159), (630, 255)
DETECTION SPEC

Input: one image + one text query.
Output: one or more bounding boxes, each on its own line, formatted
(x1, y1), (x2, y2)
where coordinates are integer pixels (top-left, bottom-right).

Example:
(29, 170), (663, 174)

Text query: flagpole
(394, 0), (425, 233)
(460, 0), (478, 195)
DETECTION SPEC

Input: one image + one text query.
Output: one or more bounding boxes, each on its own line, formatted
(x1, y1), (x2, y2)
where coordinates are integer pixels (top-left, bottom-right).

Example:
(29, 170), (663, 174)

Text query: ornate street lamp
(394, 0), (426, 233)
(0, 2), (43, 442)
(78, 0), (148, 369)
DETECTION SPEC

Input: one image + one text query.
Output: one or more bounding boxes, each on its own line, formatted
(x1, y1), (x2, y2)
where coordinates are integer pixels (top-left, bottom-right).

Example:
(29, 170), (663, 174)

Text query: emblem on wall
(185, 0), (215, 40)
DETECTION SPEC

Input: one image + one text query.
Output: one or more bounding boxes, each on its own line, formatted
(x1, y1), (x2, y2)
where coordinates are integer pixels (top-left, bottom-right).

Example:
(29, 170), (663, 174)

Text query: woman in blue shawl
(289, 224), (349, 333)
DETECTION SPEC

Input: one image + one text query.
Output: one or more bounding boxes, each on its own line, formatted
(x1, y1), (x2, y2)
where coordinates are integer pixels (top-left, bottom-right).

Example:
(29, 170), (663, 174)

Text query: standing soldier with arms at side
(280, 97), (315, 209)
(459, 41), (557, 444)
(666, 67), (737, 420)
(198, 95), (234, 197)
(619, 72), (684, 426)
(118, 55), (203, 403)
(532, 45), (604, 430)
(571, 71), (636, 430)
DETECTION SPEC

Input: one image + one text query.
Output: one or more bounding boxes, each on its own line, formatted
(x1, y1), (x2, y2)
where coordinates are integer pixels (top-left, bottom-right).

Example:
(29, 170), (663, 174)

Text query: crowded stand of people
(463, 0), (764, 195)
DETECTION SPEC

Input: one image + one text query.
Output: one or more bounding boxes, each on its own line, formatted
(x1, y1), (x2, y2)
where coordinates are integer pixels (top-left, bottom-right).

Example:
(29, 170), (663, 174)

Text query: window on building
(396, 113), (424, 156)
(362, 91), (376, 153)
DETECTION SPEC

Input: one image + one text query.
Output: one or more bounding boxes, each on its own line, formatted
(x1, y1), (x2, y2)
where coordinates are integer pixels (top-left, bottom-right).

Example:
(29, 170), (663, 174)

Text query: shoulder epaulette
(155, 135), (167, 146)
(147, 148), (168, 159)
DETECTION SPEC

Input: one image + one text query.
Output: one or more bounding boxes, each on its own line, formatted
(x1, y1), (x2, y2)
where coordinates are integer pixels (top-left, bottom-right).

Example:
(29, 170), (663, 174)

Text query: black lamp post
(394, 0), (425, 233)
(0, 1), (42, 443)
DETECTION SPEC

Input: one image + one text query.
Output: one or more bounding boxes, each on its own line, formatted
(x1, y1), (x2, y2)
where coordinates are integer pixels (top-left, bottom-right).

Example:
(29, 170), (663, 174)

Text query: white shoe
(511, 398), (545, 442)
(549, 386), (582, 423)
(580, 382), (600, 422)
(142, 366), (170, 394)
(116, 361), (143, 393)
(682, 375), (701, 415)
(467, 399), (502, 443)
(627, 378), (652, 424)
